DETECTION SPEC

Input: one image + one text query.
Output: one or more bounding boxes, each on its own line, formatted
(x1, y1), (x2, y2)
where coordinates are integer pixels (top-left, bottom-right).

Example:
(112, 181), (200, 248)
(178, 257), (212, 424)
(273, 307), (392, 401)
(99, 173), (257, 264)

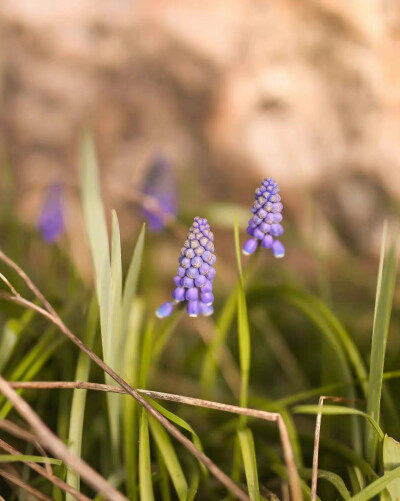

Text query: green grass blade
(79, 130), (111, 353)
(238, 428), (260, 501)
(0, 455), (62, 465)
(139, 408), (154, 501)
(350, 467), (400, 501)
(66, 298), (98, 501)
(149, 417), (188, 501)
(187, 469), (200, 501)
(301, 468), (350, 499)
(366, 227), (397, 466)
(107, 211), (123, 455)
(143, 396), (206, 475)
(156, 446), (172, 501)
(382, 435), (400, 500)
(233, 216), (251, 414)
(295, 405), (384, 440)
(123, 299), (145, 500)
(121, 224), (146, 342)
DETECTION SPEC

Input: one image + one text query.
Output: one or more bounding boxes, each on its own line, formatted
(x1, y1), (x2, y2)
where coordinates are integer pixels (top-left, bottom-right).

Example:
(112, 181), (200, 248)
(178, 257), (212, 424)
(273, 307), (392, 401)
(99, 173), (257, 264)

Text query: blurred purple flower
(37, 182), (65, 243)
(156, 217), (216, 318)
(141, 155), (177, 232)
(243, 178), (285, 258)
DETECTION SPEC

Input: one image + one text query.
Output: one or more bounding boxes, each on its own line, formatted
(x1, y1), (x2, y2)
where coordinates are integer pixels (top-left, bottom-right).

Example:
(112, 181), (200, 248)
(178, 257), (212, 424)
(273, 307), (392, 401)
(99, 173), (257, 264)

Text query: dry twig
(0, 250), (251, 501)
(9, 380), (302, 500)
(0, 375), (127, 501)
(0, 434), (91, 501)
(0, 467), (53, 501)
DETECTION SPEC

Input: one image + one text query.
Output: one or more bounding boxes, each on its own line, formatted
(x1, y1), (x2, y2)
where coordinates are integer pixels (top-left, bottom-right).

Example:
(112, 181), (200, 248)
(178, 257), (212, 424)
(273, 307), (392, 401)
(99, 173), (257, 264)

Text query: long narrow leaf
(351, 467), (400, 501)
(139, 409), (154, 501)
(149, 417), (188, 501)
(382, 435), (400, 500)
(294, 405), (384, 440)
(238, 428), (260, 501)
(66, 299), (98, 500)
(366, 227), (397, 466)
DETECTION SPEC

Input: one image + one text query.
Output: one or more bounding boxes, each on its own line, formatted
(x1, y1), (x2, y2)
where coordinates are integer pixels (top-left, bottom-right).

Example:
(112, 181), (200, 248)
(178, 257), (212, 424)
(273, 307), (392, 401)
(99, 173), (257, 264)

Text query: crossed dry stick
(0, 249), (303, 501)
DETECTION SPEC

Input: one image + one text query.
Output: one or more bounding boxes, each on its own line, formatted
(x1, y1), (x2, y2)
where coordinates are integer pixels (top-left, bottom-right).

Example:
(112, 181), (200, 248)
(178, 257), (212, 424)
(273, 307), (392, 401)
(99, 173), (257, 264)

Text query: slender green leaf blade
(295, 405), (384, 440)
(0, 455), (62, 465)
(366, 227), (397, 466)
(382, 435), (400, 501)
(149, 417), (188, 501)
(351, 467), (400, 501)
(139, 409), (154, 501)
(238, 428), (260, 501)
(66, 299), (98, 500)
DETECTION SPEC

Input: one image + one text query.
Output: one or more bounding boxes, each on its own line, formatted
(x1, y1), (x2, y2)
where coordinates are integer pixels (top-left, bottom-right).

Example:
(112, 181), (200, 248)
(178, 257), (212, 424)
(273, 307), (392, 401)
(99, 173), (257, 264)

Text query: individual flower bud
(156, 217), (216, 318)
(173, 287), (186, 301)
(156, 302), (175, 319)
(272, 240), (285, 258)
(37, 182), (65, 243)
(242, 177), (284, 258)
(186, 288), (199, 301)
(187, 300), (200, 317)
(199, 303), (214, 316)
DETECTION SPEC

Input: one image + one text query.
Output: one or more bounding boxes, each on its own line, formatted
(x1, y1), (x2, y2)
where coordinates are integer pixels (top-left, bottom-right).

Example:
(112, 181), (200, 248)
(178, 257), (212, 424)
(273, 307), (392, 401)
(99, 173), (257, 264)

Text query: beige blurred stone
(1, 0), (400, 271)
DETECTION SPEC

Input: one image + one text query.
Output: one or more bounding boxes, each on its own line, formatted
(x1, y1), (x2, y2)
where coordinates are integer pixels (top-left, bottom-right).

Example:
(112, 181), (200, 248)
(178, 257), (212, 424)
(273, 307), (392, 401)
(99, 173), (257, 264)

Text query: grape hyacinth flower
(243, 178), (285, 258)
(141, 154), (177, 232)
(156, 217), (216, 318)
(37, 182), (65, 243)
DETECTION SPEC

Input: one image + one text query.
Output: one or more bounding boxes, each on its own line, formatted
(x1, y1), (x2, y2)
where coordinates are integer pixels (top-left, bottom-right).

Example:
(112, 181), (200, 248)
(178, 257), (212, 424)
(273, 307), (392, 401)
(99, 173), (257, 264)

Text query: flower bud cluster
(156, 217), (216, 318)
(242, 178), (285, 258)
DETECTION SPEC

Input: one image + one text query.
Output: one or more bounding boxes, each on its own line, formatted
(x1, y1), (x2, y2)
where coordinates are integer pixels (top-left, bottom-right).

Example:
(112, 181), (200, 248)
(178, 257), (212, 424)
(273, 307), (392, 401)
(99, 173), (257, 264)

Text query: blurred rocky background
(1, 0), (400, 268)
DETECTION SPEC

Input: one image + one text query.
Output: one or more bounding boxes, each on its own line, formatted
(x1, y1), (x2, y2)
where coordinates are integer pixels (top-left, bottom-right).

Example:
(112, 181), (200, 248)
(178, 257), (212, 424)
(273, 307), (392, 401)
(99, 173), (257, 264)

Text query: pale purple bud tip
(156, 302), (175, 318)
(272, 240), (285, 258)
(243, 238), (258, 256)
(199, 302), (214, 316)
(187, 300), (200, 317)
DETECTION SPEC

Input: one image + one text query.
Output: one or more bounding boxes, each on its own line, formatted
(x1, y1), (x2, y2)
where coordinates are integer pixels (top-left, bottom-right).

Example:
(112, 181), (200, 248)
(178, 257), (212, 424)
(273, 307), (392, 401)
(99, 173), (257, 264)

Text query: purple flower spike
(141, 154), (177, 232)
(156, 217), (216, 318)
(37, 182), (65, 243)
(243, 177), (285, 258)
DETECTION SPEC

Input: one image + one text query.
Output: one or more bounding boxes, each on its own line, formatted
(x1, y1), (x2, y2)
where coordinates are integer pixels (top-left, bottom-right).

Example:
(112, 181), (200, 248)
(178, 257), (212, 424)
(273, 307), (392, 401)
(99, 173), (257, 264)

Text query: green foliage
(1, 140), (400, 501)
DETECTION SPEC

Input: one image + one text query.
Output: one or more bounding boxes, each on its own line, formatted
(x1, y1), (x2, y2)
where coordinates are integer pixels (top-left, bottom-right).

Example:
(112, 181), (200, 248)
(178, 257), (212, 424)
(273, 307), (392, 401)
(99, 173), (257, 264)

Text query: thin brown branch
(8, 380), (302, 501)
(0, 437), (91, 501)
(311, 396), (355, 501)
(0, 375), (127, 501)
(0, 467), (53, 501)
(0, 253), (250, 501)
(0, 419), (53, 477)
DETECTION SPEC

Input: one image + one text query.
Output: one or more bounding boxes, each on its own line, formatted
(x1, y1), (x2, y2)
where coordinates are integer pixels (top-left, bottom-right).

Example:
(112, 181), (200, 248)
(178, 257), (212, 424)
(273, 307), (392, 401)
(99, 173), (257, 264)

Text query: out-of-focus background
(1, 3), (400, 499)
(1, 0), (400, 271)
